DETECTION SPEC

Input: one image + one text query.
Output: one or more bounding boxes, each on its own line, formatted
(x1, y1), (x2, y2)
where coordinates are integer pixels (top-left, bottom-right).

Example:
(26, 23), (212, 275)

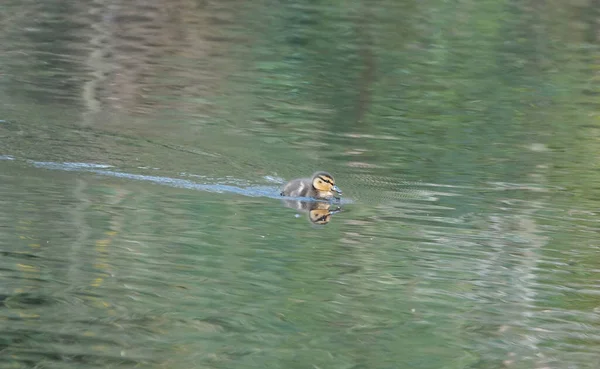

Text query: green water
(1, 1), (600, 368)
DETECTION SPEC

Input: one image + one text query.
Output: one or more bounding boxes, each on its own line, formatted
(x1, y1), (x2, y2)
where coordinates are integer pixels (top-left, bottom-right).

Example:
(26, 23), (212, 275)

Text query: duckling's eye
(318, 176), (334, 186)
(316, 215), (330, 224)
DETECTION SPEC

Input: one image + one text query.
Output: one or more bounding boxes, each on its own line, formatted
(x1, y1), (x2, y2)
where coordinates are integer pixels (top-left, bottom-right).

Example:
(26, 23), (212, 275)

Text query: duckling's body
(280, 178), (316, 198)
(280, 171), (342, 200)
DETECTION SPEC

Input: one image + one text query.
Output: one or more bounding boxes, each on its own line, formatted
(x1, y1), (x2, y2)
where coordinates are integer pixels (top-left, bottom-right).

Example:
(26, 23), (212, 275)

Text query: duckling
(280, 171), (342, 200)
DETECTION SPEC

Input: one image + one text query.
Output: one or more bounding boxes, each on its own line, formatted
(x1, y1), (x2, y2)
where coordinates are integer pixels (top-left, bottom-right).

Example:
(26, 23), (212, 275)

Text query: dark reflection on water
(2, 0), (600, 368)
(281, 199), (343, 225)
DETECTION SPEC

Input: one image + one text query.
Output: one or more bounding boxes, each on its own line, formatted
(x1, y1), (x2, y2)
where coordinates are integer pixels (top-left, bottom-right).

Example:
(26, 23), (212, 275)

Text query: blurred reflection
(281, 199), (342, 225)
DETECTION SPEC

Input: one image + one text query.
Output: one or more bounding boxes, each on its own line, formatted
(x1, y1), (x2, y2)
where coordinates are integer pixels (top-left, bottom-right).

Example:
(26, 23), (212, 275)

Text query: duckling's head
(311, 172), (342, 198)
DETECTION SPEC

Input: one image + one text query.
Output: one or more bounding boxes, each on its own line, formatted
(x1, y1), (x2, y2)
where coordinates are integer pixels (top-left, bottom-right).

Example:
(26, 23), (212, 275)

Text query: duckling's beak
(329, 207), (342, 215)
(332, 185), (342, 195)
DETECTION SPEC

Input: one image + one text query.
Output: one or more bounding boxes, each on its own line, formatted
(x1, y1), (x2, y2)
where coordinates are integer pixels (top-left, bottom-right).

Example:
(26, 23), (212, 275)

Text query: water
(2, 1), (600, 368)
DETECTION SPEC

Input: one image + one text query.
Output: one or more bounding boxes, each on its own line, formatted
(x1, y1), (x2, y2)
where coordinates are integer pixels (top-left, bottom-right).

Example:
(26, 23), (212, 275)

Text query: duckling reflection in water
(280, 171), (342, 200)
(281, 199), (342, 225)
(280, 172), (343, 224)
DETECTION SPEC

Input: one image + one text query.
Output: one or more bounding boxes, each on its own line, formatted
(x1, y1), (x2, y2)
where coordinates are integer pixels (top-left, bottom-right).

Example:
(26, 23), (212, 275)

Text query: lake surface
(2, 1), (600, 368)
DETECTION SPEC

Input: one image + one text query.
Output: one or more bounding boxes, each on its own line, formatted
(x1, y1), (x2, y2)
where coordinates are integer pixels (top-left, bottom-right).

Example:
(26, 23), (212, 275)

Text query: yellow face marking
(313, 175), (335, 192)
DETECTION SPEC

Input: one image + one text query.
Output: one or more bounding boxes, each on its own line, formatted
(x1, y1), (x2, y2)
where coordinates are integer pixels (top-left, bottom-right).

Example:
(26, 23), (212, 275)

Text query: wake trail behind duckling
(23, 159), (355, 203)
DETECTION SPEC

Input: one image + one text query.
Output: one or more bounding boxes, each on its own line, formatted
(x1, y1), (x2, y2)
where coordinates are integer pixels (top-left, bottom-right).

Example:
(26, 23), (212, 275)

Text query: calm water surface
(2, 1), (600, 368)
